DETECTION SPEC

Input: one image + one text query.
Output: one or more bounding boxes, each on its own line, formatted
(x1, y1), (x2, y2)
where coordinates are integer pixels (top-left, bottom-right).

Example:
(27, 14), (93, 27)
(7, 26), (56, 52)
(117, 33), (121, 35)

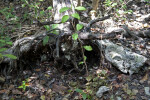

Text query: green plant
(43, 35), (49, 46)
(21, 0), (54, 46)
(59, 6), (93, 66)
(104, 0), (133, 17)
(0, 6), (20, 34)
(59, 6), (85, 24)
(21, 0), (52, 20)
(18, 79), (29, 91)
(0, 36), (17, 61)
(85, 70), (108, 99)
(0, 7), (15, 21)
(18, 81), (26, 91)
(79, 56), (87, 65)
(75, 88), (90, 100)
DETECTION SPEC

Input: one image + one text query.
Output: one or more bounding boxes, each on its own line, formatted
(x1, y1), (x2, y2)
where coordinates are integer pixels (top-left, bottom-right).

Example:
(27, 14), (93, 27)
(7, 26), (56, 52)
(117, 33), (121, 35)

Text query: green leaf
(43, 36), (49, 46)
(51, 24), (59, 34)
(61, 15), (70, 23)
(75, 6), (86, 11)
(123, 5), (127, 9)
(40, 11), (45, 16)
(0, 48), (7, 52)
(75, 88), (83, 93)
(112, 3), (117, 7)
(6, 41), (13, 45)
(0, 53), (3, 58)
(75, 88), (87, 100)
(82, 93), (87, 100)
(0, 39), (5, 43)
(127, 10), (133, 14)
(47, 6), (52, 10)
(51, 30), (59, 35)
(44, 25), (50, 31)
(72, 33), (78, 40)
(84, 45), (93, 51)
(3, 54), (17, 59)
(40, 95), (45, 100)
(59, 7), (70, 13)
(71, 13), (80, 20)
(79, 61), (84, 65)
(116, 13), (120, 16)
(52, 24), (59, 29)
(22, 4), (26, 8)
(76, 24), (83, 31)
(22, 81), (26, 91)
(120, 0), (123, 3)
(22, 81), (26, 85)
(18, 86), (23, 88)
(84, 56), (87, 61)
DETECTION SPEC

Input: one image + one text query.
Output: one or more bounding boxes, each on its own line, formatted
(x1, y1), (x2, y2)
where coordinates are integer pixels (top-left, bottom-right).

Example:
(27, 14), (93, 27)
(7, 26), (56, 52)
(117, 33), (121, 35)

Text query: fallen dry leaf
(12, 89), (22, 95)
(35, 68), (41, 72)
(8, 85), (15, 90)
(113, 84), (120, 89)
(0, 89), (9, 94)
(132, 89), (138, 95)
(52, 84), (68, 94)
(0, 76), (5, 83)
(140, 72), (148, 83)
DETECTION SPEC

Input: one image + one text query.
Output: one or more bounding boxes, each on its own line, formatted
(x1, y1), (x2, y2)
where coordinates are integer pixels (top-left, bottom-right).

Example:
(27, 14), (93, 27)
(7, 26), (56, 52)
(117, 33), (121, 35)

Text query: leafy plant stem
(78, 39), (88, 75)
(0, 57), (3, 63)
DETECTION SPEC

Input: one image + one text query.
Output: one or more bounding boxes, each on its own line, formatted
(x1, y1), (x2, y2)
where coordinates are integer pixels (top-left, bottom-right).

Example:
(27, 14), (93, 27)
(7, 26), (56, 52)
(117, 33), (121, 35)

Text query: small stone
(62, 94), (70, 100)
(46, 89), (52, 95)
(96, 86), (110, 98)
(140, 80), (144, 84)
(0, 77), (5, 83)
(117, 96), (122, 100)
(69, 81), (77, 87)
(148, 81), (150, 85)
(78, 77), (83, 80)
(141, 96), (147, 100)
(132, 89), (138, 95)
(145, 87), (150, 96)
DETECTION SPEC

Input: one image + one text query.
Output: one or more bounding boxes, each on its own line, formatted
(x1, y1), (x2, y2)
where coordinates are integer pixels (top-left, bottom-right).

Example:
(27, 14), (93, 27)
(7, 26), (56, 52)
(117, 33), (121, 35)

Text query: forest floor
(0, 0), (150, 100)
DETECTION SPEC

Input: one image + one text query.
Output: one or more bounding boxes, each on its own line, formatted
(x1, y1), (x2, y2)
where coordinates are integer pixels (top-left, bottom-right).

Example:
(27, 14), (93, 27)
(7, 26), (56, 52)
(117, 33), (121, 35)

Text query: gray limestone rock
(96, 86), (110, 98)
(96, 40), (147, 75)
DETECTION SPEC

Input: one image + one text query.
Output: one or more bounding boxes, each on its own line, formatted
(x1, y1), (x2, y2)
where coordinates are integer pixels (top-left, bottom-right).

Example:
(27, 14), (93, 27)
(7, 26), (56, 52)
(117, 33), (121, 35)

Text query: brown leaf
(113, 84), (120, 89)
(132, 89), (138, 95)
(35, 68), (41, 72)
(117, 74), (123, 81)
(0, 76), (5, 82)
(52, 84), (68, 94)
(12, 89), (22, 94)
(24, 91), (34, 98)
(8, 85), (15, 90)
(0, 89), (9, 94)
(140, 73), (148, 83)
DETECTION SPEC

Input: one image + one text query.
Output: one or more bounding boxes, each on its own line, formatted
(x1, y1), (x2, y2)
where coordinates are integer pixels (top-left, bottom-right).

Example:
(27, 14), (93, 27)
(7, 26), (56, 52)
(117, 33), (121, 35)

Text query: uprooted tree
(1, 0), (150, 76)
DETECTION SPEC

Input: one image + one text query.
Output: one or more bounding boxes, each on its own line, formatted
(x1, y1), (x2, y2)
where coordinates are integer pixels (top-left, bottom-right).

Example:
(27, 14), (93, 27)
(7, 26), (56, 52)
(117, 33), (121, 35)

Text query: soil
(0, 0), (150, 100)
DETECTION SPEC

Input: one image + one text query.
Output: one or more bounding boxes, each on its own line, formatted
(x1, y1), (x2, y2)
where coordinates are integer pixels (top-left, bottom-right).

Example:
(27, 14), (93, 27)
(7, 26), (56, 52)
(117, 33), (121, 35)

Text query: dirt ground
(0, 0), (150, 100)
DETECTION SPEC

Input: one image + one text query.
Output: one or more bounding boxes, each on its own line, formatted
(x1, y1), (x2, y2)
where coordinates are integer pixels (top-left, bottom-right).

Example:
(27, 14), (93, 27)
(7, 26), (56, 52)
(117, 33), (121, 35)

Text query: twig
(78, 39), (88, 75)
(85, 14), (112, 32)
(37, 20), (61, 26)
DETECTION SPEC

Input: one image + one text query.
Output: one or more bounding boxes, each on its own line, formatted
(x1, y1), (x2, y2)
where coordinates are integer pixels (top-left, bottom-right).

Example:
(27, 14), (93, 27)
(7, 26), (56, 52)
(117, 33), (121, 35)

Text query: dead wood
(0, 0), (149, 75)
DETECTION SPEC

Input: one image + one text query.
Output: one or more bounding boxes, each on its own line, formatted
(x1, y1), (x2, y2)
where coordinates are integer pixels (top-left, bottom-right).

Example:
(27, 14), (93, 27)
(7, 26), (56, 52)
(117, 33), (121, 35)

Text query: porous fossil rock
(96, 39), (147, 75)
